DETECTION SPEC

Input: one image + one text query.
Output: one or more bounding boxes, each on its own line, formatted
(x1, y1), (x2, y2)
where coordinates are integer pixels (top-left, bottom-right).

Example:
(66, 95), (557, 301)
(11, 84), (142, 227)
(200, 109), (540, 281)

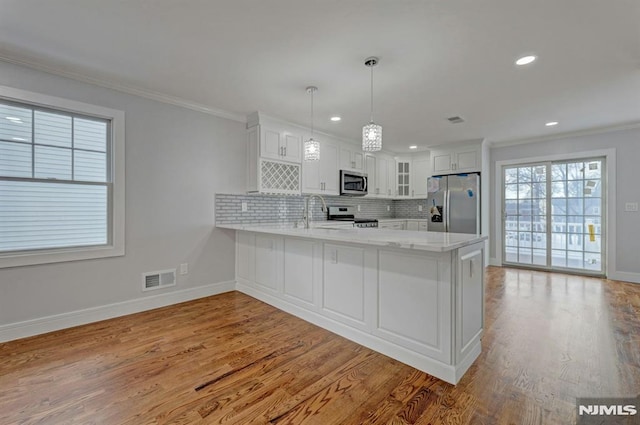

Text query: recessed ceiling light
(515, 55), (536, 66)
(545, 121), (559, 127)
(409, 145), (418, 150)
(330, 116), (341, 122)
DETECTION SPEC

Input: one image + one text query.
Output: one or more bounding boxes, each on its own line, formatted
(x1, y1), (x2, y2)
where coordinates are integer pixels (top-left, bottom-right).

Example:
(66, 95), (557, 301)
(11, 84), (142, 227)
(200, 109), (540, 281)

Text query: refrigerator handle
(444, 189), (450, 232)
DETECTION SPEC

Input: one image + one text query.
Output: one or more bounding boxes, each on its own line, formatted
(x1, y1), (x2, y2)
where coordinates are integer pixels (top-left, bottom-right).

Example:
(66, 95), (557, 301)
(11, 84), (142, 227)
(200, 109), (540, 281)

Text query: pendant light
(304, 86), (320, 161)
(362, 56), (382, 152)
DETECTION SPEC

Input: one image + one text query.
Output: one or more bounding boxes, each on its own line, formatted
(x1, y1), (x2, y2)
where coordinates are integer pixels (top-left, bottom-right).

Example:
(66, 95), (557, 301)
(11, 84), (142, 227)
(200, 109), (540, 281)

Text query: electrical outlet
(387, 205), (390, 212)
(357, 205), (361, 212)
(331, 250), (338, 264)
(418, 205), (423, 212)
(625, 202), (639, 212)
(179, 263), (188, 275)
(241, 202), (248, 212)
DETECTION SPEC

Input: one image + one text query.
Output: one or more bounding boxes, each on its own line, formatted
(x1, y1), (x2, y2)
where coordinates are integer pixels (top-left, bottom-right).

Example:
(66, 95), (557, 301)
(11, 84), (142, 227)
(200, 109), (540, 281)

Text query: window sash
(0, 96), (115, 256)
(0, 99), (111, 184)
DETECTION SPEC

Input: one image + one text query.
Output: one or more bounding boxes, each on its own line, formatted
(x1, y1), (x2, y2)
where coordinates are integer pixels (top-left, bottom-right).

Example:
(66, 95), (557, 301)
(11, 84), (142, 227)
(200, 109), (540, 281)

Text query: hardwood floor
(1, 266), (639, 424)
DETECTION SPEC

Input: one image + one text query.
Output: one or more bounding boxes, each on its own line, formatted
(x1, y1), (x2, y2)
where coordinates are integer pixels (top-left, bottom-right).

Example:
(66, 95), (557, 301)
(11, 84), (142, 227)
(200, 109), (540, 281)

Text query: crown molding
(488, 121), (640, 148)
(250, 111), (358, 146)
(0, 52), (247, 123)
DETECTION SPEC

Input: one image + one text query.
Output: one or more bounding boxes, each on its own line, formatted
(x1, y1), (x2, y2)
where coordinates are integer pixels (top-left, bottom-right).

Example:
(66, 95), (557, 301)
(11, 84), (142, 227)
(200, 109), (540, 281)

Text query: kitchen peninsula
(218, 224), (487, 384)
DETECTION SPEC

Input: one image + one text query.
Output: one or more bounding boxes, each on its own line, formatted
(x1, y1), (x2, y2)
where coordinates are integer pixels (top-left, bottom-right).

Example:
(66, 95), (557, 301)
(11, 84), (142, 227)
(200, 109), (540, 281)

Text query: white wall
(0, 60), (246, 337)
(489, 126), (640, 283)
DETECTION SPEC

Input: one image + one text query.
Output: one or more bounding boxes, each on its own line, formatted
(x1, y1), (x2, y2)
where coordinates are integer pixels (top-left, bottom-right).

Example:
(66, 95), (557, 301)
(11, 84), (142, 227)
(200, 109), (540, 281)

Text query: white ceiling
(1, 0), (639, 152)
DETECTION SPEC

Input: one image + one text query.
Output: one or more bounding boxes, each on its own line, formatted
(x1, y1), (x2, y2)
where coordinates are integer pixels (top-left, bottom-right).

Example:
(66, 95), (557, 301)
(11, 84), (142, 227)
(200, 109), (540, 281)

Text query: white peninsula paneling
(322, 243), (367, 326)
(377, 250), (451, 363)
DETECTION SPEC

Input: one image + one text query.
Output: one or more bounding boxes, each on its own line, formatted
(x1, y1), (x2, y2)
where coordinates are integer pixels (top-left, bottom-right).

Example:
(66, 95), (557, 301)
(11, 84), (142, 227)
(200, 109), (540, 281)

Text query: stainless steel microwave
(340, 170), (368, 196)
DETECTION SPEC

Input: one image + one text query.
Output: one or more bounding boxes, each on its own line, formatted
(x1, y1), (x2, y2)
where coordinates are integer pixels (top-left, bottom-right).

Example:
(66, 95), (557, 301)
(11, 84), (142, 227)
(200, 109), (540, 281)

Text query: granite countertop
(216, 223), (487, 252)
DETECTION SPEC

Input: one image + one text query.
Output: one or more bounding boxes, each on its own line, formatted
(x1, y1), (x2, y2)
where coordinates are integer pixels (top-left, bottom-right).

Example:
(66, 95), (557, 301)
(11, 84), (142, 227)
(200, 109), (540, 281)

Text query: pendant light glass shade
(362, 57), (382, 152)
(304, 86), (320, 161)
(362, 122), (382, 152)
(304, 137), (320, 161)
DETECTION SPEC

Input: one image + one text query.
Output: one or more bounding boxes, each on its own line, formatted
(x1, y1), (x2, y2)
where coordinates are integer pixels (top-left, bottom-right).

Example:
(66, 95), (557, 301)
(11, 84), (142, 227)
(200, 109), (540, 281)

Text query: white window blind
(0, 100), (111, 253)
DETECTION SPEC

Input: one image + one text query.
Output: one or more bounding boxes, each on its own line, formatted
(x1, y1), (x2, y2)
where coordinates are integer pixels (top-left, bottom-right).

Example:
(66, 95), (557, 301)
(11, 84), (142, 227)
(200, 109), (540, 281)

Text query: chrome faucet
(303, 194), (327, 229)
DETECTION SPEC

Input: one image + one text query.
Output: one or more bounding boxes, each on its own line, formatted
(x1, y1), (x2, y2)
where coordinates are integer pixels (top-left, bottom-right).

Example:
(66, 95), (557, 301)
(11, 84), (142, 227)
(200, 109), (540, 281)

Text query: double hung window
(0, 86), (124, 267)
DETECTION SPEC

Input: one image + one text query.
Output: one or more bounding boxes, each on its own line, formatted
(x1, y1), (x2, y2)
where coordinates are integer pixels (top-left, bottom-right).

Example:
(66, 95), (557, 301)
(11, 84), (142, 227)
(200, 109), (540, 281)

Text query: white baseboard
(489, 258), (501, 267)
(0, 280), (235, 343)
(608, 271), (640, 284)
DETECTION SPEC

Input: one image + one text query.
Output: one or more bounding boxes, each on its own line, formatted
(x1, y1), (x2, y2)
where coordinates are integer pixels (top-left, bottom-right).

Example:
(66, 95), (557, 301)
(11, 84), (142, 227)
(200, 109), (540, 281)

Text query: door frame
(494, 149), (616, 277)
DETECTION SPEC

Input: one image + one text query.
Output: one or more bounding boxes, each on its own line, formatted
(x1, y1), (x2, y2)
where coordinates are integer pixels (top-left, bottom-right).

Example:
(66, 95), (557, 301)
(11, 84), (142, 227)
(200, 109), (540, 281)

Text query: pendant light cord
(310, 89), (314, 138)
(370, 64), (374, 123)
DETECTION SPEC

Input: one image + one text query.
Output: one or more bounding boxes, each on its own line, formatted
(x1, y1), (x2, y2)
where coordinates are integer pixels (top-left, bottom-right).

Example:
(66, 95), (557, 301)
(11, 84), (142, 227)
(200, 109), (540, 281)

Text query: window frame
(0, 85), (125, 268)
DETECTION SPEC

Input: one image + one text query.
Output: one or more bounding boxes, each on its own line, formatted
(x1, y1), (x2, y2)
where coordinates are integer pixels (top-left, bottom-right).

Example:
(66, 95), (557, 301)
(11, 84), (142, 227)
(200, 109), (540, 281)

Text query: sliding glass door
(503, 158), (605, 275)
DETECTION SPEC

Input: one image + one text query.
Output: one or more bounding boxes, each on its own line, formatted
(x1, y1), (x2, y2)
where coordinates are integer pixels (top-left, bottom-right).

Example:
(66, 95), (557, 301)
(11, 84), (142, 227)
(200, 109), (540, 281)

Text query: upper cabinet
(339, 145), (364, 171)
(365, 153), (431, 199)
(369, 153), (395, 197)
(430, 144), (481, 175)
(246, 113), (303, 195)
(302, 140), (339, 195)
(395, 157), (411, 198)
(411, 154), (431, 198)
(260, 126), (302, 163)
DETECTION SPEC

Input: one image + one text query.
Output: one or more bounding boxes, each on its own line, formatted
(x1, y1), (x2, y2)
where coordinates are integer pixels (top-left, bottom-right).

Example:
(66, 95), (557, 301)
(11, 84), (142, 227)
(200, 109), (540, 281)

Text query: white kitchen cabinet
(365, 154), (377, 197)
(379, 220), (428, 231)
(373, 154), (396, 197)
(283, 238), (320, 309)
(259, 125), (302, 163)
(411, 154), (430, 198)
(455, 242), (484, 363)
(247, 125), (301, 195)
(376, 155), (390, 197)
(339, 145), (364, 171)
(254, 235), (284, 293)
(379, 220), (406, 230)
(236, 231), (255, 282)
(406, 221), (419, 231)
(395, 158), (411, 198)
(431, 144), (481, 175)
(302, 140), (339, 195)
(322, 243), (369, 329)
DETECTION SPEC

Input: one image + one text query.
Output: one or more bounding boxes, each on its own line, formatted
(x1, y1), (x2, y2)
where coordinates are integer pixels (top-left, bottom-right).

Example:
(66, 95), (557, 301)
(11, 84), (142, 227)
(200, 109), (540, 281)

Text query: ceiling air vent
(142, 269), (176, 292)
(447, 116), (465, 124)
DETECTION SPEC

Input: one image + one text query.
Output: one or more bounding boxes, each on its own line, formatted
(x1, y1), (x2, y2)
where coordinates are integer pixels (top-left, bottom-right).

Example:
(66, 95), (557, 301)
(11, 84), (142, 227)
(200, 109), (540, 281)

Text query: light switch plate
(418, 205), (423, 212)
(179, 263), (188, 275)
(241, 202), (248, 212)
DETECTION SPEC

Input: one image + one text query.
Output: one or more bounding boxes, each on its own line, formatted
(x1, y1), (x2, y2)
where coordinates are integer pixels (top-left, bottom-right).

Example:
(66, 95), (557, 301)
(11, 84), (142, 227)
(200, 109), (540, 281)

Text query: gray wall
(0, 61), (246, 326)
(489, 126), (640, 282)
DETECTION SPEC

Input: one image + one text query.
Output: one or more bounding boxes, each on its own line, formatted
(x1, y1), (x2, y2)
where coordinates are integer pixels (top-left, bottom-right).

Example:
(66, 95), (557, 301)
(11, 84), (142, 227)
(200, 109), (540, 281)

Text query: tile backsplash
(215, 193), (428, 225)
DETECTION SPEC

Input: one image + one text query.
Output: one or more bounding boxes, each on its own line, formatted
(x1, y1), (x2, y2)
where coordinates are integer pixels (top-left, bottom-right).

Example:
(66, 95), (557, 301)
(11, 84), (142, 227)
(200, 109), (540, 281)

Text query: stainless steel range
(327, 206), (378, 228)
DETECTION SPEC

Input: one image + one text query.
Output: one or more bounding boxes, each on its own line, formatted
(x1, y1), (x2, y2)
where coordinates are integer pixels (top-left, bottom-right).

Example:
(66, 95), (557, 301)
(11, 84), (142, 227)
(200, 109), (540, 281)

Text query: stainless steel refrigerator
(427, 173), (480, 234)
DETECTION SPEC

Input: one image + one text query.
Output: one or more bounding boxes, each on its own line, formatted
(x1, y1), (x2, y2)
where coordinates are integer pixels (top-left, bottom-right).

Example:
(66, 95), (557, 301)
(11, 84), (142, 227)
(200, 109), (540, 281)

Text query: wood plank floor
(1, 266), (639, 424)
